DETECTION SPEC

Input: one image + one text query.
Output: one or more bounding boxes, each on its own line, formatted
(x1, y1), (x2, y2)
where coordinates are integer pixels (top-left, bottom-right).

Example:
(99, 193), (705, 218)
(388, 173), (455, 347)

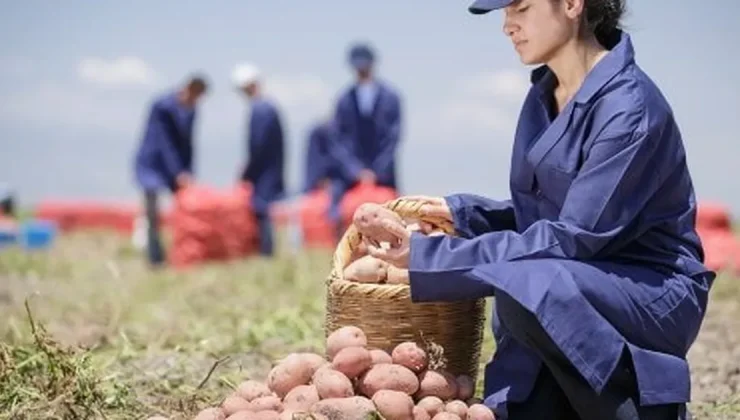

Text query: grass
(0, 229), (738, 419)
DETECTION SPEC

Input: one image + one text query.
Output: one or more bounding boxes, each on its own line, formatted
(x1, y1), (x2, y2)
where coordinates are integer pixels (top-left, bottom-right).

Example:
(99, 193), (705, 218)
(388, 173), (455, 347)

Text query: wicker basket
(324, 197), (487, 382)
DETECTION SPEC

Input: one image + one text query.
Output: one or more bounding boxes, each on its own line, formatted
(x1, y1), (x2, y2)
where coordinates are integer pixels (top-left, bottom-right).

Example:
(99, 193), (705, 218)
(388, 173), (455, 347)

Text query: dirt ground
(0, 231), (738, 419)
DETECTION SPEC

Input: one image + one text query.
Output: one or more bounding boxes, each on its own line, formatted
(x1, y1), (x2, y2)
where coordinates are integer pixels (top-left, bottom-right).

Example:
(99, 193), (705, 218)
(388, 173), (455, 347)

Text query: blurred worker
(329, 42), (403, 235)
(302, 119), (337, 194)
(133, 74), (208, 267)
(0, 182), (15, 218)
(232, 63), (286, 257)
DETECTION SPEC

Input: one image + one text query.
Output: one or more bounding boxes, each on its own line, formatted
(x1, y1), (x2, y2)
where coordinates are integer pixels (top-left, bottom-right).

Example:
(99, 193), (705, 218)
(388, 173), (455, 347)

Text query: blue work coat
(329, 80), (402, 190)
(240, 98), (286, 215)
(134, 92), (195, 192)
(407, 32), (713, 419)
(302, 121), (336, 193)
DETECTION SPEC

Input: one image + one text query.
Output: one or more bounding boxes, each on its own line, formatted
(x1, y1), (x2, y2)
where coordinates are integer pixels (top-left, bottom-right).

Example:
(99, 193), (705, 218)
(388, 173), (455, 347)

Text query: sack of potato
(324, 198), (487, 388)
(150, 325), (496, 420)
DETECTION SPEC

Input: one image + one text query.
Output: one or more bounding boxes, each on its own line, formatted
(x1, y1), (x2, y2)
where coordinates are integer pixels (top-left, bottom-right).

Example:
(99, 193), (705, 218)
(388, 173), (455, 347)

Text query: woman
(363, 1), (713, 419)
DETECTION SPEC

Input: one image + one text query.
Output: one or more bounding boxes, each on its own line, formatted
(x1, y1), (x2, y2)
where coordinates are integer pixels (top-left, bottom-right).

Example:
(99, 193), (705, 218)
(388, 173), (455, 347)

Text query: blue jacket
(241, 98), (286, 215)
(134, 91), (195, 192)
(302, 121), (336, 193)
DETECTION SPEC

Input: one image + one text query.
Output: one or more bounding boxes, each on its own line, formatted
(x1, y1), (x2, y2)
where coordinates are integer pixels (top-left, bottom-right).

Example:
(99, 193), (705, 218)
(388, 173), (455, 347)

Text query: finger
(381, 219), (410, 241)
(420, 204), (452, 221)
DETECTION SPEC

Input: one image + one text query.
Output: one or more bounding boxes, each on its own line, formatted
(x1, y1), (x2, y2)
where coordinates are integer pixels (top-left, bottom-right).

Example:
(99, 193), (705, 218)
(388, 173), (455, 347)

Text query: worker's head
(348, 43), (376, 81)
(179, 74), (208, 107)
(231, 63), (261, 98)
(469, 0), (624, 65)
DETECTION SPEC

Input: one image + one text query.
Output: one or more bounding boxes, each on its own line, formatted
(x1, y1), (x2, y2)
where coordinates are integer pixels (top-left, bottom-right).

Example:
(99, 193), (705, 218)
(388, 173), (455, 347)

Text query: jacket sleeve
(303, 127), (325, 193)
(327, 99), (365, 183)
(370, 93), (401, 178)
(409, 120), (668, 296)
(150, 105), (187, 178)
(445, 194), (517, 238)
(241, 107), (276, 182)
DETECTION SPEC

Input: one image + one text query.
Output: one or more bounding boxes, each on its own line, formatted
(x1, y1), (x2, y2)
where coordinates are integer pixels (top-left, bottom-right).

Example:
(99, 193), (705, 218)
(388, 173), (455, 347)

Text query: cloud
(77, 56), (156, 88)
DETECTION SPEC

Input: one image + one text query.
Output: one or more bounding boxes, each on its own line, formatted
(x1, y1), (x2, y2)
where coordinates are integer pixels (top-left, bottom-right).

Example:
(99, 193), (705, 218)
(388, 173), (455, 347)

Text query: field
(0, 231), (739, 419)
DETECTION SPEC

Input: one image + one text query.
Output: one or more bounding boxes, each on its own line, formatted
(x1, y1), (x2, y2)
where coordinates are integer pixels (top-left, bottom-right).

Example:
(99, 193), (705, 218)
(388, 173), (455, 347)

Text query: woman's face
(502, 0), (581, 65)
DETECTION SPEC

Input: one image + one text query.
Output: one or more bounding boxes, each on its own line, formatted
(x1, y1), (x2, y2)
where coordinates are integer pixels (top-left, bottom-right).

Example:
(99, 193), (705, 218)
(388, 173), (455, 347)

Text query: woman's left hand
(366, 219), (411, 268)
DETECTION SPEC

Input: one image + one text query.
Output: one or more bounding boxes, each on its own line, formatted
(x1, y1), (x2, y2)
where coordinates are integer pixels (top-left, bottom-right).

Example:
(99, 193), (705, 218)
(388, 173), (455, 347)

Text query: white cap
(231, 63), (261, 89)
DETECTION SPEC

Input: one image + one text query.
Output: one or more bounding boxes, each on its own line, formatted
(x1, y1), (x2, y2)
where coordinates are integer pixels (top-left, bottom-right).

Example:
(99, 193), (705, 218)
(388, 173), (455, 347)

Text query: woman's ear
(563, 0), (586, 20)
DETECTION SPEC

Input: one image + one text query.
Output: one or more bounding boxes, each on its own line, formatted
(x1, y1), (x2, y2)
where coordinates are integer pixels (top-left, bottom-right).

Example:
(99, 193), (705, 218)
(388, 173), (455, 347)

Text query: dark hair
(583, 0), (625, 48)
(186, 74), (209, 92)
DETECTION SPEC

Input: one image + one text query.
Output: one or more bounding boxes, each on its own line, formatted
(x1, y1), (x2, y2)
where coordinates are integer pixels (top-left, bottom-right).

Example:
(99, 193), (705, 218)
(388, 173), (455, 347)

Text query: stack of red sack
(168, 183), (259, 268)
(298, 187), (336, 248)
(34, 200), (148, 235)
(696, 201), (740, 275)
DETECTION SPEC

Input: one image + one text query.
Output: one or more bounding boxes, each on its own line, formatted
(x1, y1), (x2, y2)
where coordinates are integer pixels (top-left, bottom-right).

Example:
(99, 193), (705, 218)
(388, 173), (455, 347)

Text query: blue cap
(469, 0), (514, 14)
(348, 44), (375, 70)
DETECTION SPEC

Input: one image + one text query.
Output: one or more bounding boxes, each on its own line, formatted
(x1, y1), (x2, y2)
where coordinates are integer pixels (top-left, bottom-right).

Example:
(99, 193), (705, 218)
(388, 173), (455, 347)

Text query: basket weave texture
(324, 197), (487, 381)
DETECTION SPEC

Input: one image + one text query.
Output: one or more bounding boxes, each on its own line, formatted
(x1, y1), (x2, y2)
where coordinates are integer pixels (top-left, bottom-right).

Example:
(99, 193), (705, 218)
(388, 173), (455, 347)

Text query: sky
(1, 1), (739, 214)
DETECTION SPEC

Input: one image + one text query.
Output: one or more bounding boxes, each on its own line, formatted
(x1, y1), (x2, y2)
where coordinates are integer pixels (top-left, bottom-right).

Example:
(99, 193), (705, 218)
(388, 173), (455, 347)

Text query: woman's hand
(404, 195), (453, 223)
(365, 218), (411, 269)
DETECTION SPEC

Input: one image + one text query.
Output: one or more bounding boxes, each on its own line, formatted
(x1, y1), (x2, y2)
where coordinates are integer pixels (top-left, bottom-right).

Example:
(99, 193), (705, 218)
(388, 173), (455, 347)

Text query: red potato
(332, 346), (373, 379)
(313, 367), (355, 399)
(445, 401), (468, 418)
(298, 353), (329, 375)
(311, 396), (376, 420)
(391, 342), (428, 373)
(372, 390), (415, 420)
(250, 396), (283, 412)
(146, 417), (169, 420)
(417, 397), (445, 417)
(226, 412), (256, 420)
(195, 408), (227, 420)
(369, 349), (393, 365)
(357, 364), (420, 397)
(353, 203), (405, 246)
(432, 413), (461, 420)
(283, 385), (320, 411)
(455, 376), (475, 401)
(343, 255), (388, 283)
(222, 395), (253, 416)
(416, 371), (459, 401)
(386, 265), (410, 285)
(466, 404), (495, 420)
(237, 380), (274, 401)
(326, 326), (368, 359)
(414, 406), (432, 420)
(267, 354), (315, 398)
(253, 411), (281, 420)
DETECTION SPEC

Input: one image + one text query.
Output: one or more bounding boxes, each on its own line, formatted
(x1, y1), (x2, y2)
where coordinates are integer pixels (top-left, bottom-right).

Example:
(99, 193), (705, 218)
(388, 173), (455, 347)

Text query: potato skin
(331, 346), (373, 379)
(194, 407), (227, 420)
(298, 353), (330, 375)
(326, 326), (368, 359)
(253, 411), (281, 420)
(431, 413), (461, 420)
(372, 389), (415, 420)
(237, 380), (274, 401)
(311, 396), (376, 420)
(386, 265), (410, 285)
(466, 404), (496, 420)
(357, 364), (420, 397)
(444, 400), (468, 418)
(343, 255), (388, 284)
(391, 342), (428, 373)
(267, 354), (314, 398)
(222, 394), (253, 415)
(250, 395), (283, 413)
(353, 203), (405, 245)
(283, 385), (320, 411)
(369, 349), (393, 365)
(413, 406), (432, 420)
(313, 367), (355, 399)
(416, 371), (459, 401)
(417, 396), (445, 417)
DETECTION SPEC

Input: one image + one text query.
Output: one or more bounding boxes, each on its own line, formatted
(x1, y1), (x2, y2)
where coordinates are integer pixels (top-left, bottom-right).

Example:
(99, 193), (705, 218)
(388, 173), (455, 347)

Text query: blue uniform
(134, 92), (195, 193)
(303, 121), (336, 193)
(407, 32), (713, 419)
(328, 81), (402, 223)
(240, 98), (286, 256)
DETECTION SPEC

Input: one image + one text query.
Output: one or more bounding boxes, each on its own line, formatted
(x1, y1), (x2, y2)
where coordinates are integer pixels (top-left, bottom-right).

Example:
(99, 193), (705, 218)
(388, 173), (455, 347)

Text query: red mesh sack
(696, 202), (732, 233)
(34, 200), (139, 234)
(298, 187), (335, 248)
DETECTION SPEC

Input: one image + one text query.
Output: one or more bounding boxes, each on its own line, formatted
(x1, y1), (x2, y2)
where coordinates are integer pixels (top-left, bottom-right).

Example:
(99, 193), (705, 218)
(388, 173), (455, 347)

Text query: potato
(331, 346), (373, 379)
(237, 380), (274, 401)
(391, 342), (428, 373)
(343, 255), (388, 284)
(353, 203), (405, 246)
(298, 353), (329, 375)
(369, 349), (393, 365)
(455, 376), (475, 401)
(431, 413), (461, 420)
(465, 398), (482, 406)
(311, 396), (376, 420)
(146, 417), (169, 420)
(195, 408), (227, 420)
(386, 265), (410, 284)
(222, 394), (253, 416)
(253, 411), (281, 420)
(417, 371), (458, 401)
(444, 401), (468, 418)
(267, 354), (314, 398)
(313, 367), (355, 399)
(283, 385), (320, 411)
(226, 412), (256, 420)
(326, 326), (367, 359)
(372, 390), (415, 420)
(417, 396), (445, 417)
(413, 406), (432, 420)
(250, 396), (283, 412)
(357, 364), (420, 397)
(466, 404), (495, 420)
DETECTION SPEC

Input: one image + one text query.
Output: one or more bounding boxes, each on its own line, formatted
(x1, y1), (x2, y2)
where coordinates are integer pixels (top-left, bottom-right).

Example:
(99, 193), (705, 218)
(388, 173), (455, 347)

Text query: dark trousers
(144, 191), (165, 266)
(256, 212), (274, 257)
(1, 196), (14, 217)
(497, 293), (687, 420)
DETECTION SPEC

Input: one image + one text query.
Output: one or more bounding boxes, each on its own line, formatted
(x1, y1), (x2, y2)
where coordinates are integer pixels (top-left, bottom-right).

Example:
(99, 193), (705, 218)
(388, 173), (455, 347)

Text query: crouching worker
(358, 1), (713, 419)
(133, 75), (208, 267)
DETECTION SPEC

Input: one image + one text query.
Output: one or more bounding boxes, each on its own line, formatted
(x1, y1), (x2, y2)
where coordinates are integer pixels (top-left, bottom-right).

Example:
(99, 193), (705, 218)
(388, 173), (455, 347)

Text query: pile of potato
(155, 325), (495, 420)
(343, 203), (445, 285)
